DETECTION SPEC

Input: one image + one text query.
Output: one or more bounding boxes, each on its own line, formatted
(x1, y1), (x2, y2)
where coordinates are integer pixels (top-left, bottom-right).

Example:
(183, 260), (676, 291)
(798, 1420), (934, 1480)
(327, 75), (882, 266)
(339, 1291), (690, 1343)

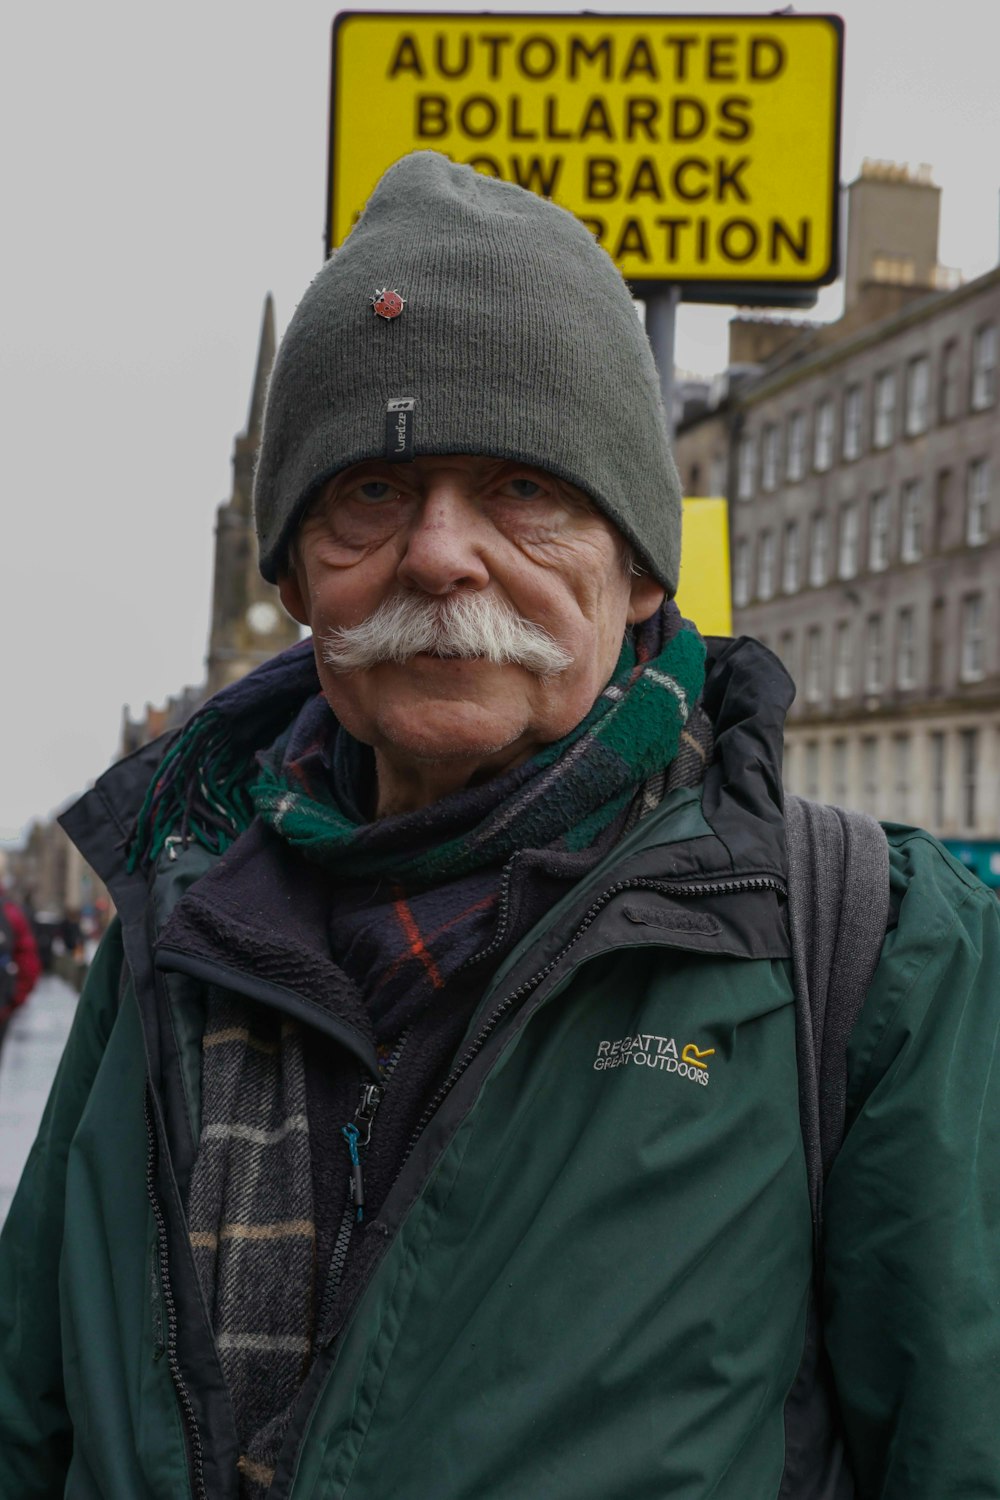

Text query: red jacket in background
(1, 901), (42, 1013)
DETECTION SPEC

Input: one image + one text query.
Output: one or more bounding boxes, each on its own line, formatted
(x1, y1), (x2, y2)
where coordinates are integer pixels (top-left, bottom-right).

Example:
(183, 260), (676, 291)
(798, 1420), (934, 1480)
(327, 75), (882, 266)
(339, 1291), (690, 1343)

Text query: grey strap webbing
(784, 795), (891, 1243)
(778, 798), (891, 1500)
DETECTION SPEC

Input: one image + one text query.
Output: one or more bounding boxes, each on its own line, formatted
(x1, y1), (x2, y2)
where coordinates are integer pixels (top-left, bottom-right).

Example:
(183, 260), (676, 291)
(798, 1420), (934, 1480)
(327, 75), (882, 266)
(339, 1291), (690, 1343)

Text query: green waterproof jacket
(2, 638), (999, 1499)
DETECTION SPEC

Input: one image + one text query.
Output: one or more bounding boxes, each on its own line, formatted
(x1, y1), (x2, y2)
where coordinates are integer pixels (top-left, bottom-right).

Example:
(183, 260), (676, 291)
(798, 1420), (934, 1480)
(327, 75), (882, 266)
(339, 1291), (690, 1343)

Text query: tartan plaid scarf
(186, 993), (314, 1496)
(251, 606), (706, 886)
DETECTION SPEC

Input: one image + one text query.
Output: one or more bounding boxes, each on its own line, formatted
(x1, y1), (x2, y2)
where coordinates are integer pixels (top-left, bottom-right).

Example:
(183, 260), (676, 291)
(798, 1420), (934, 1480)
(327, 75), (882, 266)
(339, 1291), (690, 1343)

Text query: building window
(737, 432), (756, 501)
(896, 607), (916, 689)
(842, 384), (863, 461)
(761, 424), (780, 491)
(808, 515), (828, 586)
(971, 323), (997, 410)
(784, 739), (796, 792)
(966, 459), (991, 545)
(929, 731), (946, 829)
(779, 629), (796, 684)
(814, 397), (835, 472)
(733, 538), (751, 608)
(875, 370), (899, 450)
(838, 502), (859, 580)
(873, 370), (896, 448)
(834, 620), (853, 699)
(892, 734), (912, 822)
(939, 338), (960, 423)
(804, 627), (823, 704)
(904, 355), (930, 435)
(786, 410), (806, 481)
(804, 740), (821, 800)
(960, 728), (979, 830)
(932, 469), (952, 553)
(831, 738), (849, 805)
(865, 614), (883, 695)
(757, 530), (776, 600)
(782, 521), (800, 593)
(930, 598), (947, 692)
(960, 593), (985, 682)
(869, 491), (890, 572)
(900, 479), (923, 562)
(861, 736), (880, 817)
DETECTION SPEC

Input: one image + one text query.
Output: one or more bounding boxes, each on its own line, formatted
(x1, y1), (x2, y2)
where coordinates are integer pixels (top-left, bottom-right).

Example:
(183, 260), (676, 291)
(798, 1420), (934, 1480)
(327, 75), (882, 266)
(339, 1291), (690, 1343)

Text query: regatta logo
(593, 1033), (716, 1086)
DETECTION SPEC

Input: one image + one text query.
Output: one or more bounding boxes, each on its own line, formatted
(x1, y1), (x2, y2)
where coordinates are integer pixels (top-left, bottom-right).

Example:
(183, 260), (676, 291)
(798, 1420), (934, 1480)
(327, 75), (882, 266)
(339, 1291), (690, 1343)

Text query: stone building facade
(17, 298), (300, 920)
(675, 169), (999, 845)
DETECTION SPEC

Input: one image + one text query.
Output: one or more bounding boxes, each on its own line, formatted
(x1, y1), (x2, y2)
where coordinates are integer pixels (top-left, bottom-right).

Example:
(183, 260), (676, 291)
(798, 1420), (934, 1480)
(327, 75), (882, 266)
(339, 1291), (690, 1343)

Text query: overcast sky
(3, 0), (999, 846)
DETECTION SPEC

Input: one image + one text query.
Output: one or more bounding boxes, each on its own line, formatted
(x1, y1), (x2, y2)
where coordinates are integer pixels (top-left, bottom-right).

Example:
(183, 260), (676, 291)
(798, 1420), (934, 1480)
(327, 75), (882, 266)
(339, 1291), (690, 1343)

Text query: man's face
(279, 454), (664, 806)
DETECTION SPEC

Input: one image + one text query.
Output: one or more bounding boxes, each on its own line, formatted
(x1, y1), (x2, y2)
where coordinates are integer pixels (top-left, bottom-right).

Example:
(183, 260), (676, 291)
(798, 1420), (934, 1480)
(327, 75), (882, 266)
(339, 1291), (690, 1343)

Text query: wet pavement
(0, 974), (78, 1228)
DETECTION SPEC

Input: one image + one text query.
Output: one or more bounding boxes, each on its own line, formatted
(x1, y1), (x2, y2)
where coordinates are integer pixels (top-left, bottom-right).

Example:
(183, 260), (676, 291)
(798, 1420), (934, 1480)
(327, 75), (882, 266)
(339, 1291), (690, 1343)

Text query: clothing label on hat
(385, 397), (416, 462)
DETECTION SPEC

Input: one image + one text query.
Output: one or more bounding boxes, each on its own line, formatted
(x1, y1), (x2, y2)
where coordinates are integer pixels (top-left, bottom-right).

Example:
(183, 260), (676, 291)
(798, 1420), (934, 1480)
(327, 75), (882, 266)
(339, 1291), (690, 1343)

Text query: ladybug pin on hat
(372, 287), (405, 320)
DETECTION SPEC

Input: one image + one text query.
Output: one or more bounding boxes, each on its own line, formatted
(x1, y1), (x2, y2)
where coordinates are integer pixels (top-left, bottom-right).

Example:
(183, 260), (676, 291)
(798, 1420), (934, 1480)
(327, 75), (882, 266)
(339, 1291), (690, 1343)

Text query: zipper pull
(356, 1082), (383, 1146)
(341, 1083), (384, 1223)
(341, 1123), (365, 1221)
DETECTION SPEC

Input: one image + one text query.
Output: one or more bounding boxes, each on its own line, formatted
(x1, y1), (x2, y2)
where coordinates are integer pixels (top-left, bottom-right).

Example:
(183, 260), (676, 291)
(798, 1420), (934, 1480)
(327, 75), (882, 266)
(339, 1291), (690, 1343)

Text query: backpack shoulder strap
(784, 795), (890, 1241)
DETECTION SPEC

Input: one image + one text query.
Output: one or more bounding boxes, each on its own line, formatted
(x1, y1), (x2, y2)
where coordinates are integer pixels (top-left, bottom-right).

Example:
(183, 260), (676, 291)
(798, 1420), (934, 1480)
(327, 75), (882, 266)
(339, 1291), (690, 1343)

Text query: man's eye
(356, 480), (396, 503)
(505, 477), (544, 500)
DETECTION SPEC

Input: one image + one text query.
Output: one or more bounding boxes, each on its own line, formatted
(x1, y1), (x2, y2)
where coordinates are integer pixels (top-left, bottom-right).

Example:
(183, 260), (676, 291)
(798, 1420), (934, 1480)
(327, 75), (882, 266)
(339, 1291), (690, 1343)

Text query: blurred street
(0, 975), (76, 1228)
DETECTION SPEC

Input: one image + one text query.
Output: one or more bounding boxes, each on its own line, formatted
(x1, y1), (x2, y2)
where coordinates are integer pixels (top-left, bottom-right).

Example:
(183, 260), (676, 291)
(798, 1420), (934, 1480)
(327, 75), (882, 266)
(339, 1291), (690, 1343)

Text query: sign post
(645, 285), (681, 436)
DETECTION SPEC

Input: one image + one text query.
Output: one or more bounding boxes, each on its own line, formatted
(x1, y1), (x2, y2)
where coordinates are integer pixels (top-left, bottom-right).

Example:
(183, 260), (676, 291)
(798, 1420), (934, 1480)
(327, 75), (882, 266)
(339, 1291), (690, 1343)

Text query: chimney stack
(843, 159), (941, 312)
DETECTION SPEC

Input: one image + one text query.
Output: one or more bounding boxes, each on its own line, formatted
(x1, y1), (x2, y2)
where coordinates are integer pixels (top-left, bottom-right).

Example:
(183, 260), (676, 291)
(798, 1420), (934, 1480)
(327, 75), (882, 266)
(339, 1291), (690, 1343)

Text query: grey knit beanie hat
(254, 151), (681, 591)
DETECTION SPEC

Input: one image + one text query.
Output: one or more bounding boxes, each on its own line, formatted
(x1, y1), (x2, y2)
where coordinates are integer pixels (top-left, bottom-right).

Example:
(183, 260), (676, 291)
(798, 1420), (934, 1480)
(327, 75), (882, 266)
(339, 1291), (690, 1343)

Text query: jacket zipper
(315, 1031), (407, 1346)
(144, 1085), (208, 1500)
(458, 857), (518, 971)
(401, 872), (785, 1168)
(317, 1083), (384, 1337)
(341, 1081), (383, 1223)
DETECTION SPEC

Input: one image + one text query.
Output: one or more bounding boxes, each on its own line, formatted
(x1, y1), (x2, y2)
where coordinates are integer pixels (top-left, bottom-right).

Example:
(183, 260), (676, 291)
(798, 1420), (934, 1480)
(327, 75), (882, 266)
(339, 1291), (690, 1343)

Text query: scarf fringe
(126, 711), (257, 872)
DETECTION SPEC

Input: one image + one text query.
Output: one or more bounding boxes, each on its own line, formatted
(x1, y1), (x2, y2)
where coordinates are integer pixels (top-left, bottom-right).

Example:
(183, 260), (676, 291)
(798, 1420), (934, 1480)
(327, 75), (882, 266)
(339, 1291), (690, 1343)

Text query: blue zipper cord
(341, 1123), (364, 1222)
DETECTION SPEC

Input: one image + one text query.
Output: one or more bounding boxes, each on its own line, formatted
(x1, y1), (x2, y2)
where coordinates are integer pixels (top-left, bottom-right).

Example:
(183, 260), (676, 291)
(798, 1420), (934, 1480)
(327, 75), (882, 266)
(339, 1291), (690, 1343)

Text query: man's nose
(395, 486), (492, 596)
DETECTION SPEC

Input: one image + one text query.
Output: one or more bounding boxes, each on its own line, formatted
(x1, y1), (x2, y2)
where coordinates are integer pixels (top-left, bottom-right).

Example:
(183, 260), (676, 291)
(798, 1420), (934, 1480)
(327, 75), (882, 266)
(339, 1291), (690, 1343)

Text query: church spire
(205, 292), (298, 697)
(247, 293), (276, 437)
(230, 295), (276, 519)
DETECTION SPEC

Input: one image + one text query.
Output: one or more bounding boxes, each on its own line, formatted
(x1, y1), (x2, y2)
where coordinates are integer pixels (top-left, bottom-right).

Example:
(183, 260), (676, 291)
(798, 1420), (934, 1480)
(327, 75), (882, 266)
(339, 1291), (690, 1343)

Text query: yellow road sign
(328, 13), (842, 289)
(676, 498), (731, 636)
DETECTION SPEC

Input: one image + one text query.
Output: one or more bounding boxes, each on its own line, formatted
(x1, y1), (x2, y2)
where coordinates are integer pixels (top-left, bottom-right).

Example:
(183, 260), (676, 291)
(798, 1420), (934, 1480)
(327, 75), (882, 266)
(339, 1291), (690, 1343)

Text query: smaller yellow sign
(676, 498), (731, 637)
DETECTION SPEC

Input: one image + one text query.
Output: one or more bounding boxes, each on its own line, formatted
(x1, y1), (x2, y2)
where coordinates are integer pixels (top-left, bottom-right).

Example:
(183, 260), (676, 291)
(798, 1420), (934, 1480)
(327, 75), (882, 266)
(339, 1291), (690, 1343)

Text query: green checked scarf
(251, 610), (706, 884)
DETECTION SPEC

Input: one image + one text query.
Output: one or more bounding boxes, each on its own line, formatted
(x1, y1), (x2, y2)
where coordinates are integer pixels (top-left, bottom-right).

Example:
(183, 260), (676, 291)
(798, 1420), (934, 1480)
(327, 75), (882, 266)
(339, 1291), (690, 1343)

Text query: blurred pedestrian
(0, 862), (42, 1061)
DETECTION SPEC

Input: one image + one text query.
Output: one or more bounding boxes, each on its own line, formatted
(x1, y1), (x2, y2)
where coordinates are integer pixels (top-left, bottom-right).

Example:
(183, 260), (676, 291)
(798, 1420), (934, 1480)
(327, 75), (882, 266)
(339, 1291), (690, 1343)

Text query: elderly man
(1, 152), (998, 1500)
